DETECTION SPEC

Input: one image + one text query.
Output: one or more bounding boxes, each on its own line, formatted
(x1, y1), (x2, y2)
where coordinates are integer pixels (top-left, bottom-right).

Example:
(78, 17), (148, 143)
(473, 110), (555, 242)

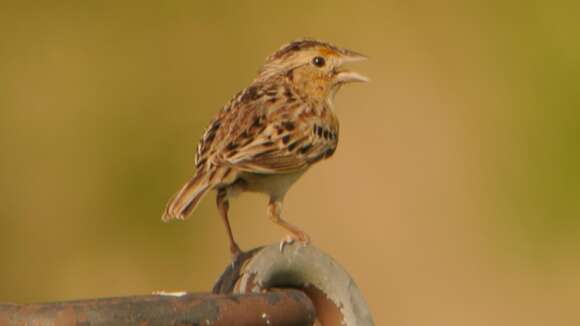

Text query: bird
(162, 39), (368, 256)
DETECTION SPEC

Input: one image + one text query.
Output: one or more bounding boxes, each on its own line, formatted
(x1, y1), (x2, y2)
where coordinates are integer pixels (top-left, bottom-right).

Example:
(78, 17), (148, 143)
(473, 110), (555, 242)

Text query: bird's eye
(312, 56), (326, 67)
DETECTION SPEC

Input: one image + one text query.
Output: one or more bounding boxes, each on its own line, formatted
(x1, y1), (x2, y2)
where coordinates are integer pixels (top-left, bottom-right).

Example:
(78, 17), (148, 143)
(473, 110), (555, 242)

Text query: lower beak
(335, 70), (369, 83)
(334, 51), (369, 83)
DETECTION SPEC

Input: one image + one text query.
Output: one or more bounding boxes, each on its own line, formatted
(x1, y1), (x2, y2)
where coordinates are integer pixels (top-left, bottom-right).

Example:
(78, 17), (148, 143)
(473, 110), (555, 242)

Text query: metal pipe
(214, 243), (374, 326)
(0, 290), (315, 326)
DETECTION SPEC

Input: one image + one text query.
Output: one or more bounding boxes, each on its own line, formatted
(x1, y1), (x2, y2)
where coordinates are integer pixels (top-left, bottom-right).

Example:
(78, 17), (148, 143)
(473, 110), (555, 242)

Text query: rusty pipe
(0, 290), (315, 326)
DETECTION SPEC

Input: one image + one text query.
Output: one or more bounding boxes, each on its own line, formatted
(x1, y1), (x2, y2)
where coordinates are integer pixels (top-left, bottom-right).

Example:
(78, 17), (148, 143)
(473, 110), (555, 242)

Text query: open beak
(334, 51), (369, 83)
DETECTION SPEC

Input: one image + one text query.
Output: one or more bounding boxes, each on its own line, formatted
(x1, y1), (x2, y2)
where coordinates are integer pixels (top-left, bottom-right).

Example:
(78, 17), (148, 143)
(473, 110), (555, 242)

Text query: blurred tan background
(1, 1), (579, 325)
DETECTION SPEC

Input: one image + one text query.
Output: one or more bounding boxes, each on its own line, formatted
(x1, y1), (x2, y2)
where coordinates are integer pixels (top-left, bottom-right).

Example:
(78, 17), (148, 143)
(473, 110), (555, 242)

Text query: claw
(279, 235), (295, 252)
(279, 233), (312, 252)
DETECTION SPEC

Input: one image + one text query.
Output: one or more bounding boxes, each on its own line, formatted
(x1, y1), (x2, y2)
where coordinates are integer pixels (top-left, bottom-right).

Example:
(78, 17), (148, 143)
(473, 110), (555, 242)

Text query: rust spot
(302, 285), (343, 326)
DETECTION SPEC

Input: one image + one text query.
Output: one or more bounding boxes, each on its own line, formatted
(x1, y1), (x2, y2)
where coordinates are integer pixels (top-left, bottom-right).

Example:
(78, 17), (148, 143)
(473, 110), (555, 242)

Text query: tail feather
(162, 173), (210, 222)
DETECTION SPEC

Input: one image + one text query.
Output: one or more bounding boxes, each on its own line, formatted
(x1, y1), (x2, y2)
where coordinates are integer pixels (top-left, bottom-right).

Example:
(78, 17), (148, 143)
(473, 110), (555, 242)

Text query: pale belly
(233, 169), (307, 200)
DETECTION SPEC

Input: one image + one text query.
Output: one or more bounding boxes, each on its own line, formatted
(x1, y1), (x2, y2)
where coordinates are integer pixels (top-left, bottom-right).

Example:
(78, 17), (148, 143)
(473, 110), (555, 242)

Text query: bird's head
(257, 39), (368, 101)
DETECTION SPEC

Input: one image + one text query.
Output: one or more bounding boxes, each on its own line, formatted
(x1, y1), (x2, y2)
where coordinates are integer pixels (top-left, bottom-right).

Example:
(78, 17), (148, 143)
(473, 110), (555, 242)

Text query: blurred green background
(1, 1), (579, 325)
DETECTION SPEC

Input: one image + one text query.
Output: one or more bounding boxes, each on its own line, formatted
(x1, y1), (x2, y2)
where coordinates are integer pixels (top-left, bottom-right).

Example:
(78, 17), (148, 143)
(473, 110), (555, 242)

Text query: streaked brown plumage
(162, 39), (367, 255)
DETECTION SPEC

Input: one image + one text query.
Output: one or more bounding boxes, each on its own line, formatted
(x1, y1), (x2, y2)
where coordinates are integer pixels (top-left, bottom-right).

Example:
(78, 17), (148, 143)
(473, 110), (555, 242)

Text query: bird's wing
(195, 82), (338, 177)
(219, 91), (339, 173)
(221, 112), (338, 173)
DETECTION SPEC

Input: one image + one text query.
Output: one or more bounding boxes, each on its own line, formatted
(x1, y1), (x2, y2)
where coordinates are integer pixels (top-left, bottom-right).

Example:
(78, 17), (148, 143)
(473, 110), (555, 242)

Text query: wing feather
(222, 110), (338, 173)
(195, 80), (339, 177)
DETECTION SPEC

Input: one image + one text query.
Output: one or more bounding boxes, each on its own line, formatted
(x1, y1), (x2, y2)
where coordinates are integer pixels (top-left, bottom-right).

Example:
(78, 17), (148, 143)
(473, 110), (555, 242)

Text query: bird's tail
(162, 172), (211, 222)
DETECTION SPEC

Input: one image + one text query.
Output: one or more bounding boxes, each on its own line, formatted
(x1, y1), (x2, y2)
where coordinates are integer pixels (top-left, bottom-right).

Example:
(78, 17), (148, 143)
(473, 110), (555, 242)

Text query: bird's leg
(217, 188), (241, 257)
(267, 198), (310, 251)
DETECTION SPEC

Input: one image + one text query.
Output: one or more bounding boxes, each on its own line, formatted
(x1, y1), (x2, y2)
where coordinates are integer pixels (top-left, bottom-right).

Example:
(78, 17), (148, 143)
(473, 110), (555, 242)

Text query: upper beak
(334, 51), (369, 83)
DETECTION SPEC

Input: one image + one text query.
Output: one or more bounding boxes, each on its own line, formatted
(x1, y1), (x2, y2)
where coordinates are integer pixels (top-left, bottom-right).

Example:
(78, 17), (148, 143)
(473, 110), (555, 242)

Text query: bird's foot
(279, 235), (294, 252)
(279, 232), (310, 252)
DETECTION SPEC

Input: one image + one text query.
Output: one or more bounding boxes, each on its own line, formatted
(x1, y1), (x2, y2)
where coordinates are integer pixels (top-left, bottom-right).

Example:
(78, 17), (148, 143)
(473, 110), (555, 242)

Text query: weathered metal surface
(213, 246), (263, 294)
(214, 243), (375, 326)
(0, 243), (371, 325)
(0, 290), (315, 326)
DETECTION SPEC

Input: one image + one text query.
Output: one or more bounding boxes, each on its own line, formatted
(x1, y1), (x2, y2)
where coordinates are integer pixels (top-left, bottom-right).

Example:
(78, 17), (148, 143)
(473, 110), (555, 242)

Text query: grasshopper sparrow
(162, 39), (367, 256)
